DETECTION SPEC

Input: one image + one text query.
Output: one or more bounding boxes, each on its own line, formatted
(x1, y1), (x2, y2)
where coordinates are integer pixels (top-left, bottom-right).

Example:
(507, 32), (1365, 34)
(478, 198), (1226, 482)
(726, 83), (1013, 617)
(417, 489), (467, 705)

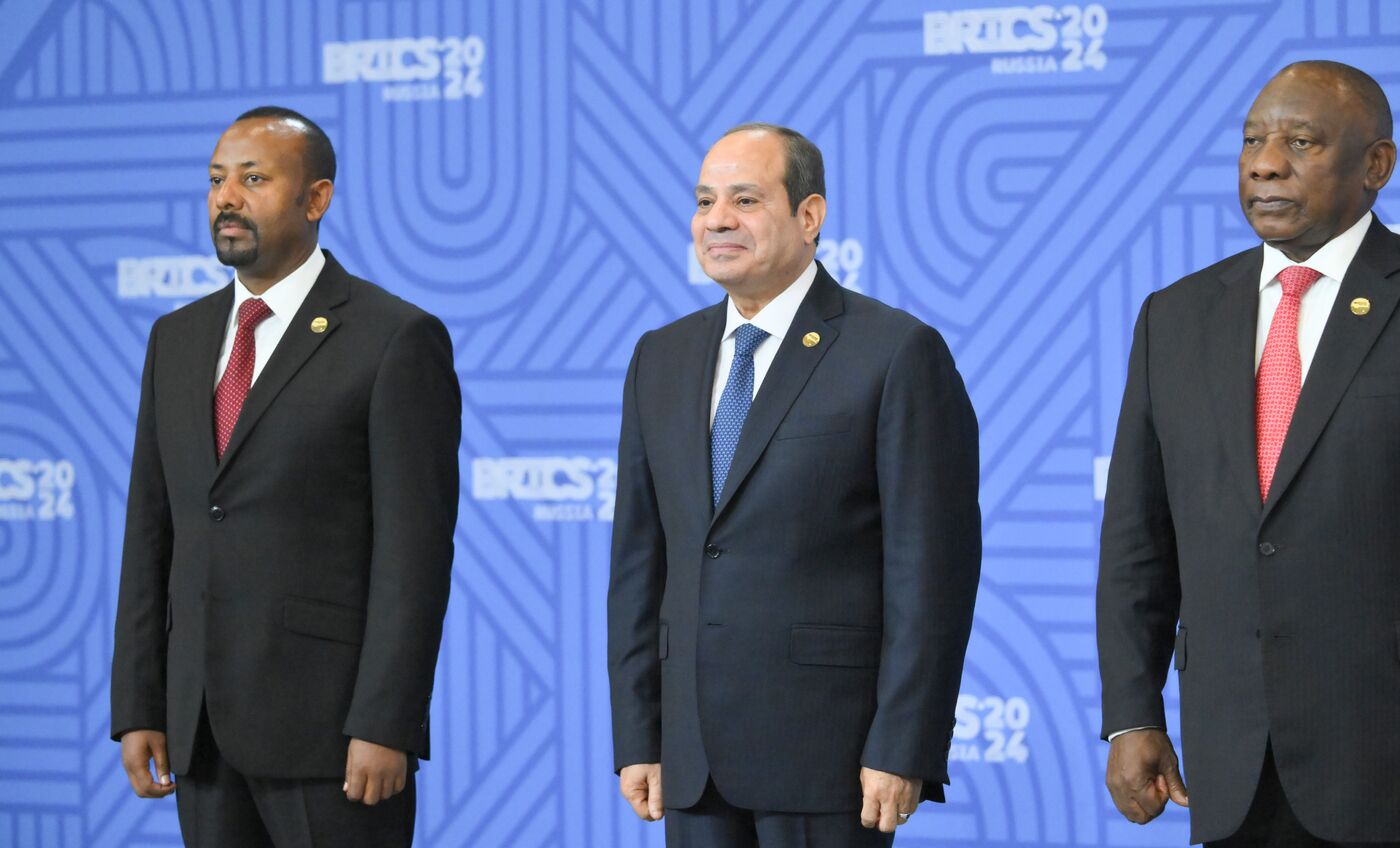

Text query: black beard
(215, 237), (259, 267)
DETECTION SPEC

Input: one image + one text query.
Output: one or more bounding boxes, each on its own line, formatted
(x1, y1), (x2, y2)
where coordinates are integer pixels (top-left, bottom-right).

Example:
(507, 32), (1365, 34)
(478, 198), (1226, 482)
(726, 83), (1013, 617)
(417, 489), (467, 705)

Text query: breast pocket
(774, 414), (851, 441)
(1354, 375), (1400, 398)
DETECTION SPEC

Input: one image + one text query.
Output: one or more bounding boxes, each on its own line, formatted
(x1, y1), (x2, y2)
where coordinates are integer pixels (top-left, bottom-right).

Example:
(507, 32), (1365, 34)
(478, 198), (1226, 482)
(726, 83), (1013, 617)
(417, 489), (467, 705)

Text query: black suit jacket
(608, 264), (981, 813)
(110, 251), (461, 779)
(1098, 218), (1400, 843)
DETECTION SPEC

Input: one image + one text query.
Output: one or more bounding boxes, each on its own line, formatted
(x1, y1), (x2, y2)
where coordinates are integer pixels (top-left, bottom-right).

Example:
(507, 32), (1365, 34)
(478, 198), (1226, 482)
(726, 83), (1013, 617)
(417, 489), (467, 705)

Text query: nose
(705, 198), (737, 231)
(1247, 136), (1289, 181)
(212, 179), (242, 210)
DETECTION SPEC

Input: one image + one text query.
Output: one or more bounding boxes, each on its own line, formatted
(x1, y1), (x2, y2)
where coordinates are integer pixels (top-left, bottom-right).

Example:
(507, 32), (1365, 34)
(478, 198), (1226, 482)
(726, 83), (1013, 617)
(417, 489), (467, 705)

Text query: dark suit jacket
(1098, 218), (1400, 843)
(608, 263), (981, 813)
(110, 251), (461, 779)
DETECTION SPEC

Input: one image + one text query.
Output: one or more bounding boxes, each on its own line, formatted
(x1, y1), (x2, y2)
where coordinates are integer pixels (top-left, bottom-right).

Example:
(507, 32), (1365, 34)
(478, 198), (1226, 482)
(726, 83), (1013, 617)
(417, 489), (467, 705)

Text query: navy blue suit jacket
(608, 263), (981, 813)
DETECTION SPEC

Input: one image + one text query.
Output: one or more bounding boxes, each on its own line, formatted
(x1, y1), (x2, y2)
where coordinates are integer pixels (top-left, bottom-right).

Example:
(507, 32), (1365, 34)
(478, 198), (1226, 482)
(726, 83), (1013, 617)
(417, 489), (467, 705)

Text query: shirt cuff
(1107, 726), (1163, 741)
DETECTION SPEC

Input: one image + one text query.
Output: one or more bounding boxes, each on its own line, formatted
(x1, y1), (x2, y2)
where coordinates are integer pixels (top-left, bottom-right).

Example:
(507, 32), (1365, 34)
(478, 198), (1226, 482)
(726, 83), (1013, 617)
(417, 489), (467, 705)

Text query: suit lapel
(1264, 219), (1400, 518)
(1204, 248), (1264, 514)
(687, 304), (727, 521)
(189, 284), (235, 477)
(213, 253), (350, 482)
(711, 266), (844, 525)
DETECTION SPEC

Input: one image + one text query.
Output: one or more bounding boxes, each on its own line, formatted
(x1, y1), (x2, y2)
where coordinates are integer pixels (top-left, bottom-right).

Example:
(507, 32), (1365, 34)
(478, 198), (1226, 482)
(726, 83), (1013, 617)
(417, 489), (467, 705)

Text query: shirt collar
(232, 245), (326, 318)
(722, 260), (818, 343)
(1259, 211), (1372, 291)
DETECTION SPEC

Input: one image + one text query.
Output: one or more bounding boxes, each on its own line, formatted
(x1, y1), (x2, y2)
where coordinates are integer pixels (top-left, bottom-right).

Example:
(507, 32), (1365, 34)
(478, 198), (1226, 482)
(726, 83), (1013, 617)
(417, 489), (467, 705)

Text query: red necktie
(214, 298), (273, 459)
(1256, 265), (1322, 501)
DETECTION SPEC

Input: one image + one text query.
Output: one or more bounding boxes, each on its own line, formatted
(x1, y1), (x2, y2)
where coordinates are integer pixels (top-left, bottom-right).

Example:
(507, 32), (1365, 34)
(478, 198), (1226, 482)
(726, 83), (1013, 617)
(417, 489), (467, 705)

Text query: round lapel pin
(1351, 298), (1371, 316)
(310, 316), (329, 333)
(802, 332), (820, 348)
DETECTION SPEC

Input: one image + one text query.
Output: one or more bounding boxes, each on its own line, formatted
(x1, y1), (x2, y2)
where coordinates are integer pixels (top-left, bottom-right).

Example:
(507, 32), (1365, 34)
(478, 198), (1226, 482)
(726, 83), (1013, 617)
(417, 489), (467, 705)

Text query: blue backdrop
(1, 1), (1397, 845)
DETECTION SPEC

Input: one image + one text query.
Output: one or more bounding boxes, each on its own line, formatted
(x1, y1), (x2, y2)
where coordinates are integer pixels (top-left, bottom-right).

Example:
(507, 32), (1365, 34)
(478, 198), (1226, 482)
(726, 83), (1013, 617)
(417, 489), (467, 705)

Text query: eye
(209, 176), (223, 186)
(1242, 136), (1259, 147)
(1290, 138), (1314, 150)
(736, 197), (756, 207)
(245, 174), (263, 184)
(696, 198), (713, 209)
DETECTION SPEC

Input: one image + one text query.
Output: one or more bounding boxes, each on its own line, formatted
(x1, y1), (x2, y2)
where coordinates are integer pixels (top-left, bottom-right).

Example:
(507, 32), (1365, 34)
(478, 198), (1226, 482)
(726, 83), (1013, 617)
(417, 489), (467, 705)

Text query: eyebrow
(694, 182), (764, 195)
(1243, 119), (1318, 131)
(209, 160), (259, 171)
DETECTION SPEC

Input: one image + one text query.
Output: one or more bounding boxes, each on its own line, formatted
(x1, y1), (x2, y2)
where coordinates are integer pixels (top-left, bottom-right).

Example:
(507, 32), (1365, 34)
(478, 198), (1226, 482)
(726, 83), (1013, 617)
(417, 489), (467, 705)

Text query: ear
(305, 179), (335, 224)
(798, 193), (827, 246)
(1364, 138), (1396, 193)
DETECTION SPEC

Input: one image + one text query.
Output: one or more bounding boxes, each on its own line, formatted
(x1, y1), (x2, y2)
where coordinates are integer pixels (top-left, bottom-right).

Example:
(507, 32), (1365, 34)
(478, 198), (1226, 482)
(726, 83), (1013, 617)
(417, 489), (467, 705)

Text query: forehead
(697, 131), (785, 186)
(211, 118), (307, 166)
(1245, 70), (1363, 131)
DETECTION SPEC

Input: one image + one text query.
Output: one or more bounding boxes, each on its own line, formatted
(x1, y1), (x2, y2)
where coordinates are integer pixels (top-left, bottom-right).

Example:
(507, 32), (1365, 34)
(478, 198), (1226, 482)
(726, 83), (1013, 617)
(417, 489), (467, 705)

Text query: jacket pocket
(658, 622), (669, 660)
(1355, 375), (1400, 398)
(283, 596), (365, 645)
(789, 624), (881, 668)
(1174, 627), (1187, 671)
(774, 414), (851, 441)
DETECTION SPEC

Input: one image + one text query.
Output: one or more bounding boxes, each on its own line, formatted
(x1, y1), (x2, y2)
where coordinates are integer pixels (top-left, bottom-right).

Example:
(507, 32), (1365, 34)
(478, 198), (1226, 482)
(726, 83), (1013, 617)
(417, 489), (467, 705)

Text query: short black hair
(235, 105), (337, 184)
(721, 122), (825, 214)
(1279, 60), (1393, 140)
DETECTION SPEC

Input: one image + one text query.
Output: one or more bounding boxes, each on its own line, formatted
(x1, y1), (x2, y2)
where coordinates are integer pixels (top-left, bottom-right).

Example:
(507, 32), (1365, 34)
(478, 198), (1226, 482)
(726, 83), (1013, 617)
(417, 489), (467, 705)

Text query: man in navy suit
(608, 123), (982, 846)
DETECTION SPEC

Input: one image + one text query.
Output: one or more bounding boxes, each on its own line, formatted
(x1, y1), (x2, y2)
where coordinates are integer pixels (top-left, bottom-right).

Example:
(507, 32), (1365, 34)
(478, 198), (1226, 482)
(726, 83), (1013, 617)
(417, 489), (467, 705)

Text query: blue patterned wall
(1, 1), (1397, 845)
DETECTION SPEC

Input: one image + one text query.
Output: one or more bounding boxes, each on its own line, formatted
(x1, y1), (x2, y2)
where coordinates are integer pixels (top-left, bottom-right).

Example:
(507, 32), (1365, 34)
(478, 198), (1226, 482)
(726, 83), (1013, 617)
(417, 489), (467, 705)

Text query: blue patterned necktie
(711, 323), (770, 507)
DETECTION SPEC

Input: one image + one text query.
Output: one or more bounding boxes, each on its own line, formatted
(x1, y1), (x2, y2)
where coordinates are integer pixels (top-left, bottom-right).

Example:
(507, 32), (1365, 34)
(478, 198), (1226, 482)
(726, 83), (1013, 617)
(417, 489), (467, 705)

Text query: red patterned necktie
(214, 297), (273, 459)
(1256, 265), (1322, 501)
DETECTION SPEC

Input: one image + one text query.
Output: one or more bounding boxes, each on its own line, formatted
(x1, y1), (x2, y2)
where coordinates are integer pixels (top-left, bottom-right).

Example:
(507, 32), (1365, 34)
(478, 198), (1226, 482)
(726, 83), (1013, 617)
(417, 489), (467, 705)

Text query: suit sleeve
(607, 332), (667, 772)
(1096, 293), (1181, 739)
(861, 322), (981, 797)
(111, 320), (174, 740)
(342, 312), (461, 755)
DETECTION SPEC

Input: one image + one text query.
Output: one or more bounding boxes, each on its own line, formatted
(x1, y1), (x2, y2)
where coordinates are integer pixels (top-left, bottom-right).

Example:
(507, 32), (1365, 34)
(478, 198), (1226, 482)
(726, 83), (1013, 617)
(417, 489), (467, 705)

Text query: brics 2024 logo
(471, 457), (617, 523)
(117, 256), (228, 300)
(0, 459), (76, 522)
(323, 36), (487, 102)
(924, 4), (1108, 74)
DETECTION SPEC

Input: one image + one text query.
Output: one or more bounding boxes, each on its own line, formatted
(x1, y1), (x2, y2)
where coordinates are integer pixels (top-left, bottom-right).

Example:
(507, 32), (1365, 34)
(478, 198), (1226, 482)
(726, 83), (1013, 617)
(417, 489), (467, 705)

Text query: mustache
(213, 213), (256, 233)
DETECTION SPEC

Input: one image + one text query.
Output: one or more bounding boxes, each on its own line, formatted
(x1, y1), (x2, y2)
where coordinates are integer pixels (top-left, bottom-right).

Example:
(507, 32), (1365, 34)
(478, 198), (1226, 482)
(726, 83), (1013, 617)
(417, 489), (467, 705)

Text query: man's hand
(343, 738), (407, 805)
(619, 763), (663, 821)
(859, 767), (922, 833)
(120, 729), (176, 798)
(1106, 729), (1189, 824)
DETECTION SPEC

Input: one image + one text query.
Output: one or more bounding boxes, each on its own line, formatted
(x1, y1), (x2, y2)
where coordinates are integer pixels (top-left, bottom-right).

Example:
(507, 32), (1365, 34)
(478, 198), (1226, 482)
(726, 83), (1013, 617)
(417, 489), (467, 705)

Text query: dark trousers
(665, 778), (896, 848)
(175, 707), (415, 848)
(1208, 743), (1399, 848)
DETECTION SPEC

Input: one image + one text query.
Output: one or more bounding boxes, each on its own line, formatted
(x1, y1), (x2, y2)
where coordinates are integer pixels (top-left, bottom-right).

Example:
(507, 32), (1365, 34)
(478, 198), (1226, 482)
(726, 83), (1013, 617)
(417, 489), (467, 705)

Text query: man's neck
(726, 260), (813, 319)
(238, 242), (317, 296)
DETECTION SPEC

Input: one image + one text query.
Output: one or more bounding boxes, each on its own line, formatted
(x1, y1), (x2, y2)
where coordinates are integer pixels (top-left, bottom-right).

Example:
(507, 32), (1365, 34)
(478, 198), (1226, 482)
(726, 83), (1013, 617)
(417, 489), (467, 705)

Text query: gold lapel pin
(310, 316), (329, 333)
(802, 331), (821, 348)
(1351, 298), (1371, 316)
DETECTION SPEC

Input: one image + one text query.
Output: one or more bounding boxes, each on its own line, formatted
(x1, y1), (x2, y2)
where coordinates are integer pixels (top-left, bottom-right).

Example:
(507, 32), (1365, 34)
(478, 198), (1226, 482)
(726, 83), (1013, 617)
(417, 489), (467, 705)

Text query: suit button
(209, 505), (225, 522)
(704, 543), (721, 559)
(1258, 542), (1276, 556)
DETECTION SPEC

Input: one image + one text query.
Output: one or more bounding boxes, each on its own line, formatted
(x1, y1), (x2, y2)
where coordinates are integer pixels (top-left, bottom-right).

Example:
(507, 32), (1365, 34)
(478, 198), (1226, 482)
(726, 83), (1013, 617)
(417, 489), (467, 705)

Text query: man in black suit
(608, 123), (981, 846)
(1098, 61), (1399, 846)
(110, 106), (460, 846)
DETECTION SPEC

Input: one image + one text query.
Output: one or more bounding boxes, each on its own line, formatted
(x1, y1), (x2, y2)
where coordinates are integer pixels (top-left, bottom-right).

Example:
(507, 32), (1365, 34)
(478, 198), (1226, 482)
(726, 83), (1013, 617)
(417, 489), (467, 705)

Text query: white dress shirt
(213, 246), (325, 389)
(1109, 212), (1373, 743)
(709, 260), (818, 427)
(1255, 211), (1371, 380)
